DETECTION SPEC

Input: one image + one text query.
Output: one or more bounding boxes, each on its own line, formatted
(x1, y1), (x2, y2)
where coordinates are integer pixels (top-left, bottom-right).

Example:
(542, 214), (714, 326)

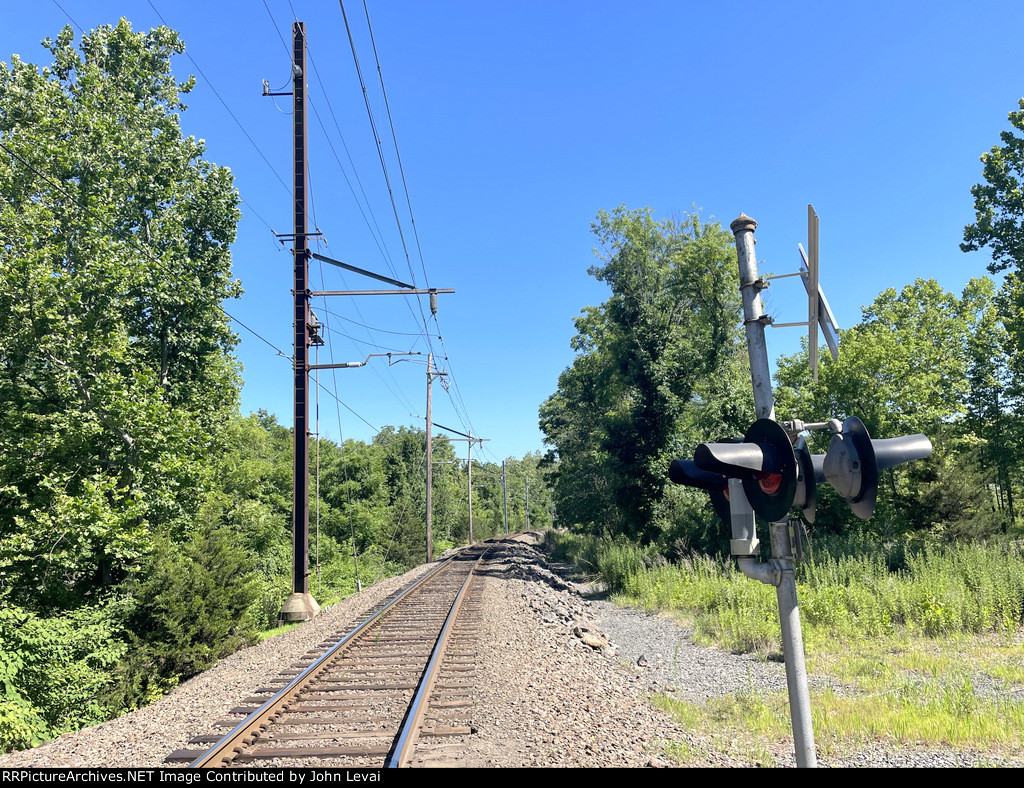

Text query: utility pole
(425, 353), (446, 563)
(279, 21), (320, 624)
(308, 351), (420, 590)
(524, 478), (530, 531)
(464, 431), (489, 543)
(435, 424), (487, 545)
(467, 432), (474, 543)
(502, 460), (509, 535)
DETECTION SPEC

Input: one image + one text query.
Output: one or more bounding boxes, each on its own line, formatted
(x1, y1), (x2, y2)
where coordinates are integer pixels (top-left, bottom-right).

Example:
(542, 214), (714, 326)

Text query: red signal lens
(756, 472), (782, 495)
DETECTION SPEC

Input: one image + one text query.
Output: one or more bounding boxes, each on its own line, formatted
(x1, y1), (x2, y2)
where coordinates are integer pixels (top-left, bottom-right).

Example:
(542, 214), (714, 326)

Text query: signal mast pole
(731, 214), (815, 767)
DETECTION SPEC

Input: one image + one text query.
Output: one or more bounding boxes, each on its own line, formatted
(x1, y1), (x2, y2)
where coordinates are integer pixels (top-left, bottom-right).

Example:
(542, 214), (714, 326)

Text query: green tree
(372, 425), (460, 560)
(540, 206), (745, 543)
(775, 278), (1009, 535)
(110, 528), (260, 708)
(962, 98), (1024, 526)
(0, 21), (241, 606)
(775, 279), (971, 440)
(962, 98), (1024, 274)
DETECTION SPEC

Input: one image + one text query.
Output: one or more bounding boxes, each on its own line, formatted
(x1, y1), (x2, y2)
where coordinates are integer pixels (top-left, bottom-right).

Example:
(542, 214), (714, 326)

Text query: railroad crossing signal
(668, 459), (731, 525)
(822, 417), (932, 520)
(671, 416), (932, 523)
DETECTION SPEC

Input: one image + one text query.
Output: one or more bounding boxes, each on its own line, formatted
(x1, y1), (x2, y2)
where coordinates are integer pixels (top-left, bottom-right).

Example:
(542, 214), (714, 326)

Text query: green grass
(547, 530), (1024, 760)
(256, 621), (302, 642)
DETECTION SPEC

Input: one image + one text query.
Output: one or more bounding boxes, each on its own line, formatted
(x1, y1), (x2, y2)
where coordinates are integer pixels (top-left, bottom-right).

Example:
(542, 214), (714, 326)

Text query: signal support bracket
(727, 479), (761, 557)
(780, 417), (843, 439)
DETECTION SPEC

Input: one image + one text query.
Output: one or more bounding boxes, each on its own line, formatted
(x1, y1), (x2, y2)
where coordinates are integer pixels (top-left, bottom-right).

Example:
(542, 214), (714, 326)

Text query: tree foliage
(541, 206), (749, 543)
(0, 21), (241, 608)
(775, 277), (1012, 537)
(962, 99), (1024, 403)
(962, 98), (1024, 274)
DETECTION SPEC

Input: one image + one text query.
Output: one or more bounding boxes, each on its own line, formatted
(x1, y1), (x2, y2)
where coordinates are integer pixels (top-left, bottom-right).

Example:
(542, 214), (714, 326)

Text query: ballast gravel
(1, 532), (1021, 769)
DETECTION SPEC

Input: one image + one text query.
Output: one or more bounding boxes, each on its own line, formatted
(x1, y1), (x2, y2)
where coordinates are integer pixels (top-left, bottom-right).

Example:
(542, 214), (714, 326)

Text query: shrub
(0, 602), (129, 751)
(109, 528), (260, 708)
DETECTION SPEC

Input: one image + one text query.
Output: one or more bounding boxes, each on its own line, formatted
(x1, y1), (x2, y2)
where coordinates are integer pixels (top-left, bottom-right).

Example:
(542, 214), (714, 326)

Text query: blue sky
(3, 1), (1022, 464)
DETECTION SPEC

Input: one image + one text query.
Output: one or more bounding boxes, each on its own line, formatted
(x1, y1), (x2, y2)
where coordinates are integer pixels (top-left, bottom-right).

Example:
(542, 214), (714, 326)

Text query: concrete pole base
(279, 592), (321, 624)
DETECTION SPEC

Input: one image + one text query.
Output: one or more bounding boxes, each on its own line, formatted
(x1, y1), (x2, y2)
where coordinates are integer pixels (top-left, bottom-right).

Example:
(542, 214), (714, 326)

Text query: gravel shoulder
(2, 533), (1022, 769)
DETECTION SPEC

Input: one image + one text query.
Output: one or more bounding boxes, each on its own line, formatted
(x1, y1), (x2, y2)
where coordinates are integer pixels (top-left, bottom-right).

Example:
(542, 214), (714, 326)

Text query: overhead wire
(305, 57), (401, 282)
(360, 0), (431, 292)
(147, 1), (292, 198)
(302, 84), (435, 406)
(306, 156), (418, 423)
(337, 0), (419, 293)
(356, 0), (481, 441)
(338, 0), (483, 444)
(317, 306), (426, 337)
(303, 54), (436, 363)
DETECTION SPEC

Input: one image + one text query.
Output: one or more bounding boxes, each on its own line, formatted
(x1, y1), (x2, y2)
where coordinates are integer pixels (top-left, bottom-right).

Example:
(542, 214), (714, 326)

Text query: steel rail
(189, 554), (457, 768)
(386, 548), (487, 768)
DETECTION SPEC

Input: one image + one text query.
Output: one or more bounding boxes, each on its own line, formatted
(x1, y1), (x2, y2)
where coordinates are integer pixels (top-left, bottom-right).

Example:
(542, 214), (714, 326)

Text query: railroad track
(167, 545), (489, 768)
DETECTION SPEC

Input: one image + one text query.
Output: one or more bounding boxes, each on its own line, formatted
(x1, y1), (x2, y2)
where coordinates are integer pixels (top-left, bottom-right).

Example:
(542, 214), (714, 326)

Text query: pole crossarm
(309, 351), (422, 370)
(771, 320), (815, 329)
(310, 288), (455, 297)
(433, 422), (488, 442)
(309, 252), (414, 289)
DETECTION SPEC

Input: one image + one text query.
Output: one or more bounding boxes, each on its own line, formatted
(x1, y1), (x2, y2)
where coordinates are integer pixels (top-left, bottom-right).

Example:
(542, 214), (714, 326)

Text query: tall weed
(544, 531), (1024, 645)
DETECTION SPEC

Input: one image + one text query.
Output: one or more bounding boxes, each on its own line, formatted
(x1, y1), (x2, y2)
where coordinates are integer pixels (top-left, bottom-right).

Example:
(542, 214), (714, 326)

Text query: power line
(307, 180), (420, 421)
(49, 0), (84, 33)
(337, 2), (427, 311)
(361, 0), (432, 292)
(305, 67), (400, 283)
(338, 1), (481, 443)
(147, 0), (292, 197)
(317, 306), (427, 338)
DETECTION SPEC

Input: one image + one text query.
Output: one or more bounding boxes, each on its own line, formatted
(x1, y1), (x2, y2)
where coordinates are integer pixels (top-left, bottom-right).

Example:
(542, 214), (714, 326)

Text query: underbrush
(545, 530), (1024, 643)
(545, 529), (1024, 754)
(0, 534), (409, 754)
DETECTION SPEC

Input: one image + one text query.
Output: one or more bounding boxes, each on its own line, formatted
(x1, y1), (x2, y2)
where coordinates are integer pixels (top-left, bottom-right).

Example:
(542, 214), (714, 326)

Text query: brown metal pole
(467, 432), (473, 544)
(280, 21), (319, 622)
(425, 353), (433, 563)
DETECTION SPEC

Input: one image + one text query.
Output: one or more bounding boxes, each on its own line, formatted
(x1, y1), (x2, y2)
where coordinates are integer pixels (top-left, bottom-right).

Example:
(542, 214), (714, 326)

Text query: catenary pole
(267, 24), (453, 584)
(524, 478), (530, 531)
(502, 461), (509, 535)
(426, 353), (434, 562)
(280, 21), (320, 623)
(467, 431), (474, 544)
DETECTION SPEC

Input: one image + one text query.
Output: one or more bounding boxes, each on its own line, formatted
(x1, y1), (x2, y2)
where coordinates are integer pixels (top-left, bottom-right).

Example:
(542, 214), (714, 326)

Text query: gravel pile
(1, 533), (1021, 769)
